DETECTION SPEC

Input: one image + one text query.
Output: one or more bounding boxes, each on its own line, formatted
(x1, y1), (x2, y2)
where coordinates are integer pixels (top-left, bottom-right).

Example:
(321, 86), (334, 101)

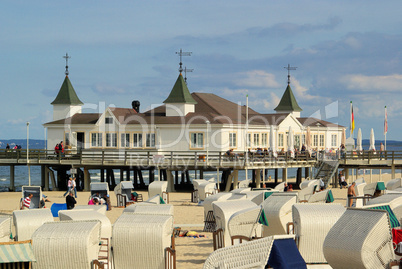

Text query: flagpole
(350, 101), (353, 138)
(384, 106), (387, 150)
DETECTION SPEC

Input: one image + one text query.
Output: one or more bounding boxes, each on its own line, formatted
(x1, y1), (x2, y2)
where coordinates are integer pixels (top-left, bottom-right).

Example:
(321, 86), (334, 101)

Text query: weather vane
(176, 48), (192, 74)
(183, 66), (194, 84)
(284, 64), (297, 85)
(63, 53), (71, 76)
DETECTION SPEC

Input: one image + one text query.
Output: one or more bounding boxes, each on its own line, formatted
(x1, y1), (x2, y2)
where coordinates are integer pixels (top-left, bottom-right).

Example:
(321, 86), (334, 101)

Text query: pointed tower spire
(51, 54), (83, 120)
(274, 65), (302, 117)
(164, 74), (197, 116)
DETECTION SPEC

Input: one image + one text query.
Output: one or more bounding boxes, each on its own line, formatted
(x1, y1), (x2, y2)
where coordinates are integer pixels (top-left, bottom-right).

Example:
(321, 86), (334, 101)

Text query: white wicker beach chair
(228, 206), (262, 241)
(146, 194), (165, 204)
(297, 184), (316, 202)
(355, 177), (365, 184)
(0, 215), (11, 242)
(386, 178), (402, 191)
(58, 209), (112, 239)
(292, 203), (346, 263)
(352, 182), (366, 207)
(203, 192), (233, 219)
(243, 190), (265, 205)
(31, 220), (101, 269)
(213, 200), (258, 247)
(274, 182), (286, 192)
(198, 181), (217, 201)
(123, 204), (174, 216)
(323, 208), (396, 269)
(238, 179), (250, 188)
(114, 181), (134, 203)
(231, 187), (251, 194)
(299, 179), (319, 190)
(262, 193), (297, 236)
(363, 182), (378, 197)
(365, 193), (402, 210)
(148, 181), (168, 201)
(203, 236), (274, 269)
(90, 182), (109, 198)
(73, 205), (107, 215)
(12, 208), (53, 241)
(306, 189), (331, 204)
(21, 186), (43, 209)
(112, 213), (173, 269)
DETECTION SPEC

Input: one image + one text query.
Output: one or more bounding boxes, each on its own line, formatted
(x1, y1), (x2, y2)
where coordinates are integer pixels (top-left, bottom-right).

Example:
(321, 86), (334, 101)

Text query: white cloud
(92, 84), (127, 95)
(341, 74), (402, 92)
(234, 70), (280, 88)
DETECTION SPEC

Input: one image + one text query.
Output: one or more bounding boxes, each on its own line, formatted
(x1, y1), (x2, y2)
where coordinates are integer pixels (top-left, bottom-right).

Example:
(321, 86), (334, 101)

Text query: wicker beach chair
(363, 182), (378, 197)
(323, 208), (396, 269)
(198, 181), (217, 201)
(305, 189), (334, 204)
(297, 184), (316, 202)
(291, 203), (346, 263)
(228, 206), (262, 242)
(262, 193), (297, 236)
(0, 240), (36, 267)
(230, 187), (251, 194)
(299, 179), (319, 190)
(203, 192), (233, 218)
(238, 179), (250, 188)
(365, 193), (402, 212)
(274, 182), (286, 192)
(90, 182), (109, 198)
(146, 194), (166, 204)
(0, 216), (11, 242)
(31, 220), (101, 269)
(148, 181), (168, 203)
(114, 181), (135, 204)
(203, 236), (274, 269)
(213, 200), (258, 247)
(243, 190), (265, 205)
(386, 178), (402, 191)
(58, 209), (112, 239)
(21, 186), (43, 209)
(112, 213), (173, 269)
(12, 208), (54, 241)
(73, 205), (107, 215)
(123, 204), (174, 216)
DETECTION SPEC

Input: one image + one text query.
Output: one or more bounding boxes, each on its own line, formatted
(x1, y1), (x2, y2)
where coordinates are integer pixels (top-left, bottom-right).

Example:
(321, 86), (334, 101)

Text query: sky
(1, 1), (401, 141)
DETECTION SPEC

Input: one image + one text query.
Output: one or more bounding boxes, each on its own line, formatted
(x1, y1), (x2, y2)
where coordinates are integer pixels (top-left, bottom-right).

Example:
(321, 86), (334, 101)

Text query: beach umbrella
(369, 128), (376, 151)
(341, 128), (346, 146)
(357, 128), (363, 151)
(287, 126), (294, 158)
(269, 125), (277, 157)
(306, 126), (311, 151)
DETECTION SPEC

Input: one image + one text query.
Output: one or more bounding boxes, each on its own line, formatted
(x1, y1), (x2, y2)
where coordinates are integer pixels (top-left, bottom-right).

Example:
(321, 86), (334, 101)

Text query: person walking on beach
(72, 177), (77, 198)
(63, 177), (73, 197)
(22, 193), (33, 210)
(66, 190), (77, 209)
(339, 171), (347, 189)
(348, 182), (356, 207)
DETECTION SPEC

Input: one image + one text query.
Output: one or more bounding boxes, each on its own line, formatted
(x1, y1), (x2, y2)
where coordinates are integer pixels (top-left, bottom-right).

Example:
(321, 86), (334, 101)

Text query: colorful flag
(350, 101), (355, 134)
(384, 106), (388, 135)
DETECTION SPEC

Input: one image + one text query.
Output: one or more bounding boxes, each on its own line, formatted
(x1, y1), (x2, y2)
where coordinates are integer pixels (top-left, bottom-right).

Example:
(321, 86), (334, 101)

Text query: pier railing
(0, 149), (317, 168)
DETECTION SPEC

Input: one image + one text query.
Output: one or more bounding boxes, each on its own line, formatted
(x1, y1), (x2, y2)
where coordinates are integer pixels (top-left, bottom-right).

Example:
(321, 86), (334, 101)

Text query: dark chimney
(132, 100), (140, 113)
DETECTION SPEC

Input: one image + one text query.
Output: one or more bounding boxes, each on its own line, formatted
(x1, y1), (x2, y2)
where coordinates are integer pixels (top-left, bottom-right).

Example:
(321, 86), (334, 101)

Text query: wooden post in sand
(9, 165), (15, 192)
(84, 167), (90, 191)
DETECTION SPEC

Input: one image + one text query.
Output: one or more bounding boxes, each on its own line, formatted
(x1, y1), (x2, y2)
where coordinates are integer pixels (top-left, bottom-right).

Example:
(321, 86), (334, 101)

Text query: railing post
(102, 150), (105, 165)
(170, 152), (173, 167)
(219, 152), (222, 166)
(124, 150), (128, 165)
(147, 151), (150, 166)
(194, 152), (197, 166)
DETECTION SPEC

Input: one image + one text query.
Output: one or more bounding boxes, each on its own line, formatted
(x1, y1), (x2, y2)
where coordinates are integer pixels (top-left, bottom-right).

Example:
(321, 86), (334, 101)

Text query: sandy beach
(0, 173), (398, 269)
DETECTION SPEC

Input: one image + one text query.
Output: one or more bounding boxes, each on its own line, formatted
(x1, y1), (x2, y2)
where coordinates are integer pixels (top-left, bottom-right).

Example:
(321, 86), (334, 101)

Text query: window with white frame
(229, 133), (237, 148)
(121, 133), (130, 148)
(247, 133), (252, 148)
(331, 134), (337, 147)
(302, 134), (306, 146)
(190, 132), (203, 149)
(133, 133), (143, 148)
(106, 133), (117, 147)
(278, 133), (284, 147)
(146, 133), (156, 148)
(65, 133), (70, 147)
(253, 133), (260, 147)
(261, 133), (268, 147)
(294, 135), (300, 148)
(319, 134), (324, 147)
(91, 133), (102, 147)
(105, 117), (113, 124)
(313, 135), (318, 147)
